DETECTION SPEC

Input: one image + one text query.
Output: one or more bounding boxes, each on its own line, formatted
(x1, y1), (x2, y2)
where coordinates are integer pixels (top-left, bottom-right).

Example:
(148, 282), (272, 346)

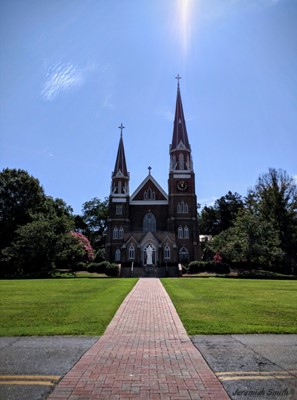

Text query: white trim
(130, 200), (168, 205)
(173, 174), (191, 179)
(112, 198), (127, 203)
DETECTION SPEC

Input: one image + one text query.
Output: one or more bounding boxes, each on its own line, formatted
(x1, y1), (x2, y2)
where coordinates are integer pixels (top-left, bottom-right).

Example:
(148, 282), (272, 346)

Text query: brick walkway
(49, 278), (229, 400)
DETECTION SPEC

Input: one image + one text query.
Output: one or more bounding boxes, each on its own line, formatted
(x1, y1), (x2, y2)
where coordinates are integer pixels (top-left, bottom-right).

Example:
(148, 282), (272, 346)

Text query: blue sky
(1, 0), (296, 214)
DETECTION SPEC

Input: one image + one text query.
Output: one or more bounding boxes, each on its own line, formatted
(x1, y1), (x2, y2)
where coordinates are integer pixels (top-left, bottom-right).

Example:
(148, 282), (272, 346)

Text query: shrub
(105, 263), (119, 277)
(188, 261), (230, 274)
(72, 262), (87, 272)
(188, 261), (208, 274)
(97, 261), (110, 273)
(214, 262), (230, 274)
(86, 262), (104, 273)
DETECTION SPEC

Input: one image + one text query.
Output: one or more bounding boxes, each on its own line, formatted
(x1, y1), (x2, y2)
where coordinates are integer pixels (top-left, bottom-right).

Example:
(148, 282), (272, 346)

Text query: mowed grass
(0, 278), (137, 336)
(161, 278), (297, 335)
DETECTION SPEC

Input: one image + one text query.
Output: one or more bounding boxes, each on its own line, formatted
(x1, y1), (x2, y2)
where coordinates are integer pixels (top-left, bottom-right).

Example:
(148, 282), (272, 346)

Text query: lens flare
(177, 0), (195, 57)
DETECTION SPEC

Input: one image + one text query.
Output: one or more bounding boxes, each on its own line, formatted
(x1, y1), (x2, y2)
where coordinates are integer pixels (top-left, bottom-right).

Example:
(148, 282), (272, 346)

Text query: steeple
(111, 124), (129, 195)
(112, 124), (128, 178)
(170, 76), (193, 172)
(171, 75), (190, 151)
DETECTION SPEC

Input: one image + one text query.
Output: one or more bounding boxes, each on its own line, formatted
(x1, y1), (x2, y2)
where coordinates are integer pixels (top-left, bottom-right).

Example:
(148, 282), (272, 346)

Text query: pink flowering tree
(70, 232), (95, 263)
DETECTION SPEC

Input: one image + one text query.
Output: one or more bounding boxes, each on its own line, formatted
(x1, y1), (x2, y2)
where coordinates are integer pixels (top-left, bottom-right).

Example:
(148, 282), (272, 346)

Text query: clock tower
(168, 76), (200, 262)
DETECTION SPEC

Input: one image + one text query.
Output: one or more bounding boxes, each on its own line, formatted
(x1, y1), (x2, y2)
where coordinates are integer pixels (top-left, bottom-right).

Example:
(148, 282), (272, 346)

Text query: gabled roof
(171, 83), (190, 151)
(140, 231), (159, 247)
(130, 174), (168, 204)
(112, 134), (129, 178)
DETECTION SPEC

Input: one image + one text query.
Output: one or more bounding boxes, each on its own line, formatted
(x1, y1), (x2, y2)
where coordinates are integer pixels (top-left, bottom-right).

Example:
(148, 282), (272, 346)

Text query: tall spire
(112, 124), (128, 178)
(171, 75), (190, 151)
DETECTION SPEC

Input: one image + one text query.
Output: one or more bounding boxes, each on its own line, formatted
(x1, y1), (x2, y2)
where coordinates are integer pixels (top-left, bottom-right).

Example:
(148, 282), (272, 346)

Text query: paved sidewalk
(49, 278), (229, 400)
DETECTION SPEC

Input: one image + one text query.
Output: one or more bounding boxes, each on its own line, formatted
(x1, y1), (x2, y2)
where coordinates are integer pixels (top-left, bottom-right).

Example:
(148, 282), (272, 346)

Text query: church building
(105, 78), (200, 271)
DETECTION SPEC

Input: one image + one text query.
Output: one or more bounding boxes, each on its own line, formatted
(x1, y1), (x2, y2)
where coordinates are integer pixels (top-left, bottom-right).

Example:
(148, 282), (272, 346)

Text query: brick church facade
(105, 79), (200, 269)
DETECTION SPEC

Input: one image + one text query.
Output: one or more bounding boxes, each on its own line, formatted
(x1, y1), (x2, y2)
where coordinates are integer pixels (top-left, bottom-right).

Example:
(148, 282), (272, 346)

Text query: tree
(69, 232), (94, 263)
(209, 210), (283, 267)
(0, 217), (92, 277)
(0, 168), (88, 277)
(0, 168), (45, 249)
(247, 168), (297, 269)
(79, 197), (109, 251)
(200, 191), (244, 235)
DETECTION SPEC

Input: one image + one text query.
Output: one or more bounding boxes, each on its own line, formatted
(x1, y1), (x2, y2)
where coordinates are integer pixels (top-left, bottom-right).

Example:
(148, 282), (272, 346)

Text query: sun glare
(177, 0), (195, 57)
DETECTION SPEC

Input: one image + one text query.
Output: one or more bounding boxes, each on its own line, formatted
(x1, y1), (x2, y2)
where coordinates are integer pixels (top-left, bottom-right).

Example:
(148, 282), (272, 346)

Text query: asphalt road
(0, 336), (98, 400)
(192, 335), (297, 400)
(0, 335), (296, 400)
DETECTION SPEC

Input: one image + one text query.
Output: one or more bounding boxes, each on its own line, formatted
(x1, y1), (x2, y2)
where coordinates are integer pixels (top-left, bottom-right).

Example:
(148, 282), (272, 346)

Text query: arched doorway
(179, 247), (189, 263)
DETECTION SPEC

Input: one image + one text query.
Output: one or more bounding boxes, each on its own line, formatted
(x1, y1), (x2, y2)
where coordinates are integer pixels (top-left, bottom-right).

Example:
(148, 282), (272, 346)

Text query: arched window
(172, 155), (176, 170)
(113, 226), (118, 239)
(186, 155), (190, 170)
(178, 226), (183, 239)
(129, 245), (135, 259)
(177, 201), (189, 214)
(115, 248), (121, 261)
(144, 187), (155, 200)
(119, 226), (124, 239)
(179, 247), (189, 262)
(179, 153), (184, 170)
(143, 212), (156, 232)
(164, 244), (170, 260)
(184, 226), (189, 239)
(116, 205), (123, 215)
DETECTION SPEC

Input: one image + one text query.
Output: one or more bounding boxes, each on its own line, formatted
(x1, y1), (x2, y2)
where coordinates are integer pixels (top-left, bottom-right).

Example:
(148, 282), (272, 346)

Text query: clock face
(177, 180), (189, 192)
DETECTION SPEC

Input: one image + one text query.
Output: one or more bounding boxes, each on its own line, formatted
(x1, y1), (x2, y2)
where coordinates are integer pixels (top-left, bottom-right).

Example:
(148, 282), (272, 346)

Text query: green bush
(97, 261), (110, 273)
(72, 262), (87, 272)
(87, 262), (108, 273)
(188, 261), (208, 274)
(188, 261), (230, 274)
(214, 262), (230, 274)
(105, 263), (119, 277)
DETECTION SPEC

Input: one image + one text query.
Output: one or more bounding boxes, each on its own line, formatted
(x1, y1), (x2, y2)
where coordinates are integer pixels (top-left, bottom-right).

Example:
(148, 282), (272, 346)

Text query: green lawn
(161, 278), (297, 334)
(0, 278), (137, 336)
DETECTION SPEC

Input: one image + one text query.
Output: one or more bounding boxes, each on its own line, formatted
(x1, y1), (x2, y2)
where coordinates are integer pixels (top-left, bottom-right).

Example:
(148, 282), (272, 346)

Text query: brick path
(49, 278), (229, 400)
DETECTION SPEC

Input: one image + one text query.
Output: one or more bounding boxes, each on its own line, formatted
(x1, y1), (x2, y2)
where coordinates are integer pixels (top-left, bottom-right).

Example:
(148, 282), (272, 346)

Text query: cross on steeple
(175, 74), (182, 88)
(118, 123), (125, 137)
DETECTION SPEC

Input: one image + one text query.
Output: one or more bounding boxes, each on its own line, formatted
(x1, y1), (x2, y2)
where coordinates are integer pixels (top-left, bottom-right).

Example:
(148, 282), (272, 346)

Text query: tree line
(199, 168), (297, 274)
(0, 168), (108, 277)
(0, 167), (296, 277)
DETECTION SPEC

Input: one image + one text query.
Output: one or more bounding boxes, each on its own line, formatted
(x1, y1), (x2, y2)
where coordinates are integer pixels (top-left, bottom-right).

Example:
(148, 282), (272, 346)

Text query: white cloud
(103, 93), (115, 110)
(293, 175), (297, 184)
(41, 62), (84, 101)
